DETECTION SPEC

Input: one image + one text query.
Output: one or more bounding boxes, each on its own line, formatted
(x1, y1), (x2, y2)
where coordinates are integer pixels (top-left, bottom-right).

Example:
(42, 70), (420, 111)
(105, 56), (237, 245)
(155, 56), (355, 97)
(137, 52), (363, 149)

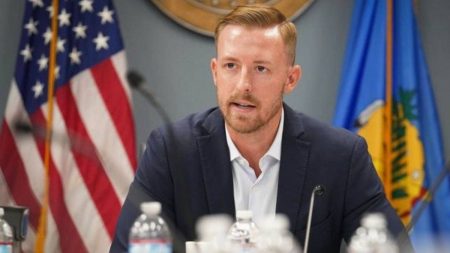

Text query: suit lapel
(196, 109), (235, 217)
(194, 105), (310, 227)
(276, 105), (310, 233)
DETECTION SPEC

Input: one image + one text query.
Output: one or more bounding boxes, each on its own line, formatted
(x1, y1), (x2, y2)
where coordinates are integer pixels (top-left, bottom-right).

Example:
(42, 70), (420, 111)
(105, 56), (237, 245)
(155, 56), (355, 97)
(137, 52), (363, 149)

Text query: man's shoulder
(285, 105), (362, 146)
(145, 107), (222, 153)
(161, 107), (222, 136)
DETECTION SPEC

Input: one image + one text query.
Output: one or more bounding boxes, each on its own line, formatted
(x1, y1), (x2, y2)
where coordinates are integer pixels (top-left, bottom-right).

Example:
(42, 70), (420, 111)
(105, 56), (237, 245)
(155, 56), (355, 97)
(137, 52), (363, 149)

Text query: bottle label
(129, 240), (172, 253)
(0, 244), (12, 253)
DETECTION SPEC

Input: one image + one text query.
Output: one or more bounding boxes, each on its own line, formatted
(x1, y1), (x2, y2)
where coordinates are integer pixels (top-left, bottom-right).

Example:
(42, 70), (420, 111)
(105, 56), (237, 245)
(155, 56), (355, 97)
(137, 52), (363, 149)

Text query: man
(111, 5), (411, 253)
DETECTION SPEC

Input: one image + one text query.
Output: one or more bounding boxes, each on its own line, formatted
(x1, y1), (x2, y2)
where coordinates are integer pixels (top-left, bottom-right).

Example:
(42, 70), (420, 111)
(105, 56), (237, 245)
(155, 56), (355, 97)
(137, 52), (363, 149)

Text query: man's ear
(284, 64), (302, 94)
(211, 58), (218, 87)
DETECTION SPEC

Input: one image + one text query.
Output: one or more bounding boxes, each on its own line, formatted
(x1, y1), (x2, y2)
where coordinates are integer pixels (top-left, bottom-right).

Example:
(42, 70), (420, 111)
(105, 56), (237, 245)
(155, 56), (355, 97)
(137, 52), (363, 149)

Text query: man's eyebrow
(220, 56), (239, 61)
(219, 57), (272, 65)
(253, 60), (272, 65)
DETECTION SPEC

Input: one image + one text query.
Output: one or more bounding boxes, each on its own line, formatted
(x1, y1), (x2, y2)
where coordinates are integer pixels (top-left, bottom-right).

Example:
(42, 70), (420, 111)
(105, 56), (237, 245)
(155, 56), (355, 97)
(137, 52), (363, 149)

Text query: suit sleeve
(110, 128), (175, 252)
(341, 136), (413, 251)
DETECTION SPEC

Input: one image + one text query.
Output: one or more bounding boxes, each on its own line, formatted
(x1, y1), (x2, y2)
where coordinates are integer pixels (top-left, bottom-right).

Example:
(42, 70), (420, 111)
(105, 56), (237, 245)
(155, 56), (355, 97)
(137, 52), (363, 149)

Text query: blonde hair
(215, 5), (297, 65)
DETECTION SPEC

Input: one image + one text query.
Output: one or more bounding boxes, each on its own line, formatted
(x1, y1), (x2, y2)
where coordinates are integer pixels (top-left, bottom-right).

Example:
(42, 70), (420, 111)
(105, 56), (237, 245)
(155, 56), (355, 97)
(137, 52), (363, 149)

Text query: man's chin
(225, 117), (262, 134)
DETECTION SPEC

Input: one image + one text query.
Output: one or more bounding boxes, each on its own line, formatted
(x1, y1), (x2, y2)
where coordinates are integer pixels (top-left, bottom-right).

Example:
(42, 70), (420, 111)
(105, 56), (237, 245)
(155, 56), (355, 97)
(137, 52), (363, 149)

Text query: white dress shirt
(225, 109), (284, 226)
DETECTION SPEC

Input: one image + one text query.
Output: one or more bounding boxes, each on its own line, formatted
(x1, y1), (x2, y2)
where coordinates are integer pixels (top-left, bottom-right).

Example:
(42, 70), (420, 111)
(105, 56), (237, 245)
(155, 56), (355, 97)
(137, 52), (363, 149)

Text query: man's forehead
(215, 24), (289, 64)
(218, 24), (282, 41)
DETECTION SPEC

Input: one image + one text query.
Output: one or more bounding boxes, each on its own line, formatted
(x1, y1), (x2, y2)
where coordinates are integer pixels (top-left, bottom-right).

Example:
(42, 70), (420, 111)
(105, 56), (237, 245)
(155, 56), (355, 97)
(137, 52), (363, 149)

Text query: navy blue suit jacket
(110, 105), (410, 253)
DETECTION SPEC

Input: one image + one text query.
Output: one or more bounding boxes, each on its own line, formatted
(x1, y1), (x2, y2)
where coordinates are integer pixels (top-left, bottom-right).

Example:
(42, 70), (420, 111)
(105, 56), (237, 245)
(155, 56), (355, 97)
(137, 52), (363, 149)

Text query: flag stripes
(44, 215), (59, 253)
(91, 57), (137, 170)
(0, 122), (42, 230)
(30, 109), (89, 253)
(0, 0), (137, 251)
(48, 103), (111, 252)
(56, 82), (121, 238)
(1, 54), (135, 252)
(70, 57), (135, 201)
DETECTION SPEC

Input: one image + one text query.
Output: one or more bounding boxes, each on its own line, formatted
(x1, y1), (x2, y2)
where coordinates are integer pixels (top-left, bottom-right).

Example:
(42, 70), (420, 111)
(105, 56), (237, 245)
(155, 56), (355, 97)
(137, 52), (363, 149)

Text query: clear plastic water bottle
(227, 210), (259, 252)
(129, 202), (172, 253)
(348, 213), (398, 253)
(256, 214), (302, 253)
(196, 214), (235, 253)
(0, 208), (13, 253)
(185, 241), (197, 253)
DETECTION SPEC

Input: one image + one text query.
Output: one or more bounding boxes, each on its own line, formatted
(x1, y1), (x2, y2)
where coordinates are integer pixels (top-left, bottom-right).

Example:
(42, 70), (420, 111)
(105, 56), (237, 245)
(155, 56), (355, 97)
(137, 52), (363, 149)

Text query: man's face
(211, 25), (301, 134)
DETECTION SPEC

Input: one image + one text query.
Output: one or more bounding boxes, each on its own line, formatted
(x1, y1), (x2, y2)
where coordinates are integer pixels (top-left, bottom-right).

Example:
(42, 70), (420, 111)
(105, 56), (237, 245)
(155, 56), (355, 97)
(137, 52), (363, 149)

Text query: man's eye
(224, 63), (236, 69)
(256, 66), (267, 72)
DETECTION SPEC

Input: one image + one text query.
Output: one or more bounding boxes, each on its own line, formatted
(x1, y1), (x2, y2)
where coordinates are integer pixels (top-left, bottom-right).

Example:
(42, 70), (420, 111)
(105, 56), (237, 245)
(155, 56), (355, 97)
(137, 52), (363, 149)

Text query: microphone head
(13, 121), (33, 134)
(126, 70), (144, 89)
(313, 185), (325, 196)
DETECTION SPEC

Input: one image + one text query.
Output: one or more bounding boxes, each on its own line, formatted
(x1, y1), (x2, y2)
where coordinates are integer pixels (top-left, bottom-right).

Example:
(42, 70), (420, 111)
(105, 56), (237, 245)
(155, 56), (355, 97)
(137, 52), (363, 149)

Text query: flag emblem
(334, 0), (450, 251)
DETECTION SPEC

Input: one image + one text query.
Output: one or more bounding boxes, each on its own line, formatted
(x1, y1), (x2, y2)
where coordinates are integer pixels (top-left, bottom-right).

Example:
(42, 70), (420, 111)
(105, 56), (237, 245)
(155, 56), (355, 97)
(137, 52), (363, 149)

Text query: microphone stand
(127, 70), (194, 253)
(303, 185), (325, 253)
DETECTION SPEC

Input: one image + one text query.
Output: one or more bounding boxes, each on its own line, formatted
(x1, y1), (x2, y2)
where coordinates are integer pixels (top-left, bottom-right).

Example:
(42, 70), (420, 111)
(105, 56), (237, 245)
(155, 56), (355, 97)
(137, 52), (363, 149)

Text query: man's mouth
(231, 102), (256, 109)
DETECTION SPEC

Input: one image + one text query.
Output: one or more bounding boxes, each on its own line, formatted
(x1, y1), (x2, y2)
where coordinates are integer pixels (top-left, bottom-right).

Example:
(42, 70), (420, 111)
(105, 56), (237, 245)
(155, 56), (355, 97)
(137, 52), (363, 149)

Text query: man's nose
(236, 67), (252, 93)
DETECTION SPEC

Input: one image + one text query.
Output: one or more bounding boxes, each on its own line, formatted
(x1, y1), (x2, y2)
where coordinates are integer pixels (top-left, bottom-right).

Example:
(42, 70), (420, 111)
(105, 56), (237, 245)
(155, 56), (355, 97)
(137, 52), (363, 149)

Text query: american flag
(0, 0), (137, 252)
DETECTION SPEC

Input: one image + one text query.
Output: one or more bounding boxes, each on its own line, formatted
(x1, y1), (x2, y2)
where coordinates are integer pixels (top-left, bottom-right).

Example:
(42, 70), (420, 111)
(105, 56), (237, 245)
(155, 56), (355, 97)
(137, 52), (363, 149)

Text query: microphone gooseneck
(126, 70), (191, 253)
(12, 121), (102, 166)
(304, 184), (325, 253)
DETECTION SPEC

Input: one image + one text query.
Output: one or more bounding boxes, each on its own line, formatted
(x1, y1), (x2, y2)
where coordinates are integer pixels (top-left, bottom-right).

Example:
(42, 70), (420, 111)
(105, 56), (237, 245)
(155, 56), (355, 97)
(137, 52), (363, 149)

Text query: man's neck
(227, 110), (283, 176)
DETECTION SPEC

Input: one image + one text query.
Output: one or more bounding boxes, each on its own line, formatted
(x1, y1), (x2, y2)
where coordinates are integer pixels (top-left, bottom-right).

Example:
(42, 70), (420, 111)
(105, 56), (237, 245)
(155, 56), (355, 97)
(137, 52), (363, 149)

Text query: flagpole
(384, 0), (394, 203)
(35, 0), (59, 252)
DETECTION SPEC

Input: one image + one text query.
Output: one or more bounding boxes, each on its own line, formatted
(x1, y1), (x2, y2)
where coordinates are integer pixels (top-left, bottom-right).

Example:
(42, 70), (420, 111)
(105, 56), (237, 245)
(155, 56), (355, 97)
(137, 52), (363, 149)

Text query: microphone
(126, 70), (171, 124)
(303, 184), (325, 253)
(13, 120), (100, 163)
(14, 121), (35, 135)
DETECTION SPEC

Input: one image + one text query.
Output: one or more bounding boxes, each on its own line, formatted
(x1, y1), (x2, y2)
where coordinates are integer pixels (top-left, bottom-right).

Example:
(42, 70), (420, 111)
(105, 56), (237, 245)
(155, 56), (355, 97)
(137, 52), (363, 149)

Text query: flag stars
(29, 0), (44, 8)
(20, 44), (33, 62)
(54, 65), (60, 79)
(37, 54), (48, 71)
(58, 9), (71, 27)
(73, 23), (87, 39)
(46, 6), (54, 18)
(69, 48), (82, 65)
(98, 6), (114, 24)
(43, 27), (52, 44)
(32, 81), (44, 98)
(25, 18), (39, 35)
(57, 37), (66, 52)
(93, 32), (109, 51)
(79, 0), (94, 13)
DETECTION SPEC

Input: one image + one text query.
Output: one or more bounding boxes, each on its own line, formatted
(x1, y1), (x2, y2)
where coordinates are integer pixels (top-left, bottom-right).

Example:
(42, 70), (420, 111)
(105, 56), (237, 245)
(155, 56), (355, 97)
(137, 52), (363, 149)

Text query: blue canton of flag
(17, 0), (123, 113)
